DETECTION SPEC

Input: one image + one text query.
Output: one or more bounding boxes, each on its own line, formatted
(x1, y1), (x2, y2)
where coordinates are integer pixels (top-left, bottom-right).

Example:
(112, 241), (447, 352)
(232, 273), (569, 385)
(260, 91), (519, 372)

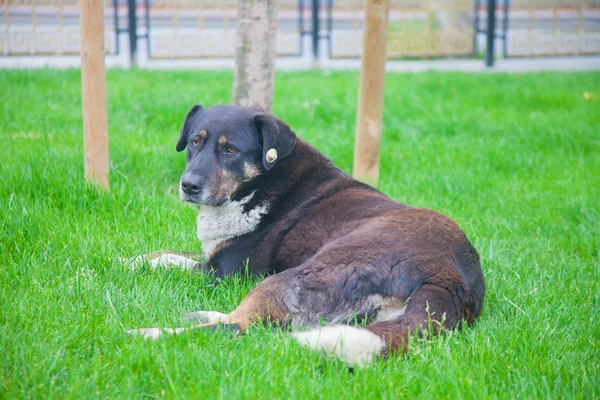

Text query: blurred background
(1, 0), (599, 69)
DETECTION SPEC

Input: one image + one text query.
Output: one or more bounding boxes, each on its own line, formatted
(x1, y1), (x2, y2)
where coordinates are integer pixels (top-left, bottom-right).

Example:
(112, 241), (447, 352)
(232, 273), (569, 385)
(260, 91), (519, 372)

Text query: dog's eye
(225, 146), (237, 154)
(190, 139), (199, 147)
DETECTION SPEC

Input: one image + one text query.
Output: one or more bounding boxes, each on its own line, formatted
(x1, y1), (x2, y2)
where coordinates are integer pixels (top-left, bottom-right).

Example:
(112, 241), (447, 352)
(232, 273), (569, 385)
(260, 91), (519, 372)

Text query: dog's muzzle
(181, 173), (204, 196)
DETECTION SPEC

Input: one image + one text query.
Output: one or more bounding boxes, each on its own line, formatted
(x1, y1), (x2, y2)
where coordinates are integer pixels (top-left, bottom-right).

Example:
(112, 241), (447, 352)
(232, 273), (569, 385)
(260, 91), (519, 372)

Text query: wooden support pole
(352, 0), (390, 186)
(80, 0), (109, 189)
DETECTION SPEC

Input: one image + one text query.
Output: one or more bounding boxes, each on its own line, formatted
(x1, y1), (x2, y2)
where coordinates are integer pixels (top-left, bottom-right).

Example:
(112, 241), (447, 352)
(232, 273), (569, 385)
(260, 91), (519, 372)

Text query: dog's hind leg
(128, 308), (255, 340)
(127, 327), (188, 340)
(292, 282), (475, 366)
(182, 274), (291, 332)
(127, 320), (241, 340)
(128, 275), (289, 340)
(120, 250), (205, 271)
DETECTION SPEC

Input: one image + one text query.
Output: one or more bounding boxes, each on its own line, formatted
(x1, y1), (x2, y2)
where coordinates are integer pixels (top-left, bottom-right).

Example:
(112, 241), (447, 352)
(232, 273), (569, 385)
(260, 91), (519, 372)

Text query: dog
(127, 104), (485, 366)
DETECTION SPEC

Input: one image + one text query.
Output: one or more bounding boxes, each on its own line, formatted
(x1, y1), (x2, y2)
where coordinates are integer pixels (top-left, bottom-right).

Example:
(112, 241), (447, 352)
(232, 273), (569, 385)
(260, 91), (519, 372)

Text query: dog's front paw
(127, 327), (185, 340)
(119, 252), (201, 271)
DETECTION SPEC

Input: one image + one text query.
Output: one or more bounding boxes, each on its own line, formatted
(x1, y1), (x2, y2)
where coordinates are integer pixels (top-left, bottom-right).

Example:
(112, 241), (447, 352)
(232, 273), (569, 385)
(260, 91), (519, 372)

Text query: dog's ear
(176, 105), (203, 152)
(254, 114), (296, 171)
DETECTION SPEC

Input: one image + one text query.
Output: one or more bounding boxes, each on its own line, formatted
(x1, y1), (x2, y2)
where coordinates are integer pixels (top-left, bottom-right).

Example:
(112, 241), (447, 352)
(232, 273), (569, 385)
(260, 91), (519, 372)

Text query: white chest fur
(196, 192), (269, 258)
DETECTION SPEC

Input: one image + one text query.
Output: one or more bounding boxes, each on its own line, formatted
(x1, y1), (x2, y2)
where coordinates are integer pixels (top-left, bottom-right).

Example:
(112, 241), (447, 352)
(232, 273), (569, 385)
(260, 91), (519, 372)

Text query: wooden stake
(352, 0), (390, 186)
(80, 0), (109, 189)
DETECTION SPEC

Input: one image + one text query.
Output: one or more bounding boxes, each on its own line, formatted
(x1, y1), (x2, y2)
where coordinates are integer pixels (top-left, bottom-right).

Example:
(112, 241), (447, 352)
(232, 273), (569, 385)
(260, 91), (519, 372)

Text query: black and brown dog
(127, 104), (485, 366)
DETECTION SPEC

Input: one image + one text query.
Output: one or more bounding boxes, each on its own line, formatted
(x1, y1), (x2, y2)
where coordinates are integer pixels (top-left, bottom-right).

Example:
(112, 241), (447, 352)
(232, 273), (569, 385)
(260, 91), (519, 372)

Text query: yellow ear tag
(266, 148), (278, 163)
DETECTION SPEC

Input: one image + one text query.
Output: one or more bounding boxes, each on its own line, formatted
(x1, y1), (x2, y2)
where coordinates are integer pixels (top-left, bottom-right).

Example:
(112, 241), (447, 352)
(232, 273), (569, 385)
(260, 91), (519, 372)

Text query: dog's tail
(291, 284), (479, 367)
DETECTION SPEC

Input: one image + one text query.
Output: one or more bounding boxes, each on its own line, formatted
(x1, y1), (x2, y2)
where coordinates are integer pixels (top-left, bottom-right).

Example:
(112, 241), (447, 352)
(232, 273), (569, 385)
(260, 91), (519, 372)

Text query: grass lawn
(1, 69), (599, 399)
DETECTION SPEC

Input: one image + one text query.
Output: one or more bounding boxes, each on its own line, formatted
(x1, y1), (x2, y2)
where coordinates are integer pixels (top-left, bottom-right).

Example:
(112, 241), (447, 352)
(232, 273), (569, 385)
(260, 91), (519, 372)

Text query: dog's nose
(181, 175), (203, 195)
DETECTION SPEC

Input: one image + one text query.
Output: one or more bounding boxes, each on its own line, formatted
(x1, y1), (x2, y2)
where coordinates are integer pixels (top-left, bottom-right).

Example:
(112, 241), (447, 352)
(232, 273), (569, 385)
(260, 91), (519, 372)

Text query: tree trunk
(232, 0), (277, 112)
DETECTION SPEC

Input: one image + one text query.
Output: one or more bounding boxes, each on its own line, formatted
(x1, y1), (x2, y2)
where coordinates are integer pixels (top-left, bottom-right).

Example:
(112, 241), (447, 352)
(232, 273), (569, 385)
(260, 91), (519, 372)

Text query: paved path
(1, 52), (599, 73)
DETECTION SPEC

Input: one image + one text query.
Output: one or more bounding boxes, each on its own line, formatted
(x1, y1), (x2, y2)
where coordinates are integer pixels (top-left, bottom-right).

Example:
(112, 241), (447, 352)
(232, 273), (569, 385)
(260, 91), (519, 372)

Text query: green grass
(1, 69), (599, 399)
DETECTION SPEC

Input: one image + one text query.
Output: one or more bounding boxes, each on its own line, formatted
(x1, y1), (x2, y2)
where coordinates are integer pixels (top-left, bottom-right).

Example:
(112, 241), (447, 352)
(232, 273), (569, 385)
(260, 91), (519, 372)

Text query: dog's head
(176, 105), (296, 206)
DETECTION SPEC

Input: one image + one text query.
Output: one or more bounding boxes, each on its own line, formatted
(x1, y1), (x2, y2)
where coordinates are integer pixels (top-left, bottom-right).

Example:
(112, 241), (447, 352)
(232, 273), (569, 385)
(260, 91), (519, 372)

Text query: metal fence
(1, 0), (599, 60)
(330, 0), (476, 58)
(143, 0), (302, 59)
(501, 0), (600, 57)
(1, 0), (118, 55)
